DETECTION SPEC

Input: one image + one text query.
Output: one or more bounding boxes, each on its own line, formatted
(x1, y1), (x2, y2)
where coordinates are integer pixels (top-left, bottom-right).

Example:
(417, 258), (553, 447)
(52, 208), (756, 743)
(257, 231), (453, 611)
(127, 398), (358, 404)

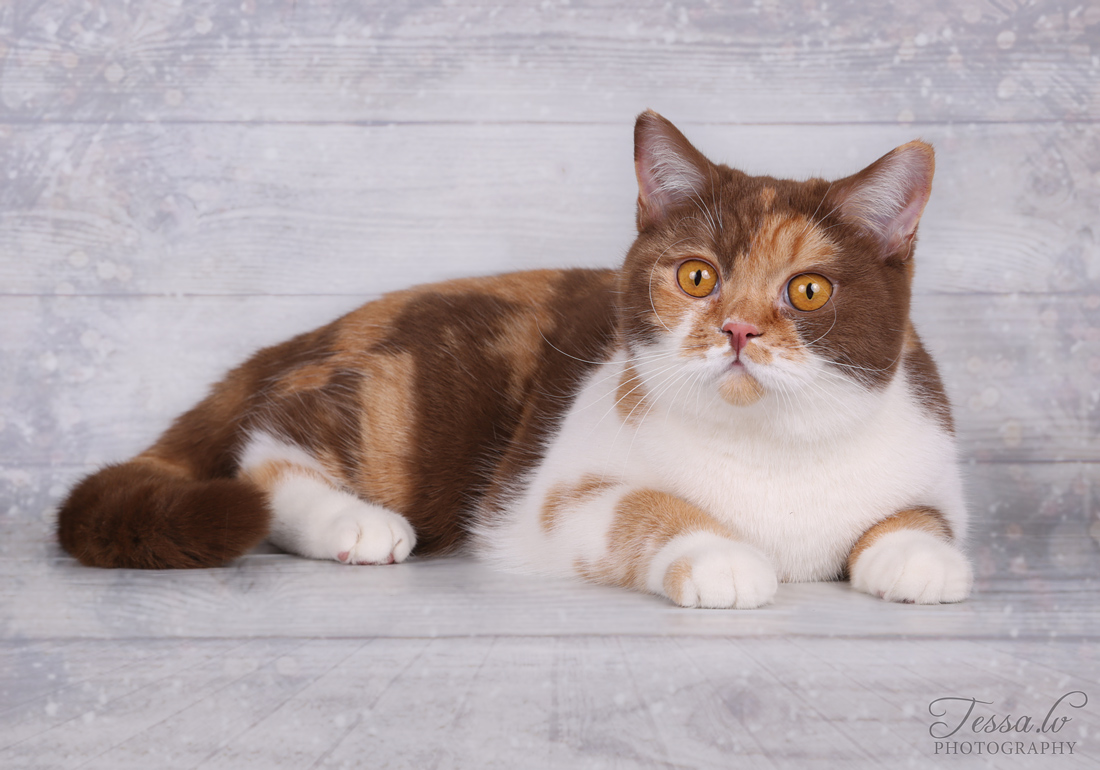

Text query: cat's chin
(717, 367), (765, 407)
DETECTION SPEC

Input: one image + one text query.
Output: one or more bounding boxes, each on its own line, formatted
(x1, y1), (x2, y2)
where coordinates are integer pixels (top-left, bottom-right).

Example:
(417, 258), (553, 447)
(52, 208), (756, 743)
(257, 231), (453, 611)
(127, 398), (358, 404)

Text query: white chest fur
(630, 374), (965, 581)
(478, 353), (966, 584)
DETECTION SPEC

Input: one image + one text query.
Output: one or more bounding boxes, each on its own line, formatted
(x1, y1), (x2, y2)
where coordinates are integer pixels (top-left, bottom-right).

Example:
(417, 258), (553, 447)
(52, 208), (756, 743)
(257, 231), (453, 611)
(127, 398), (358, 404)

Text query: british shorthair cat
(57, 111), (973, 608)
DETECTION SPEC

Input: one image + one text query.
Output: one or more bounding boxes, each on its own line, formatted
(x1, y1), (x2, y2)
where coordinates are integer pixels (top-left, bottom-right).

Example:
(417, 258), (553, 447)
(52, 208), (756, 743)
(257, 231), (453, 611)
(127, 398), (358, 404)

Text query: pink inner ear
(837, 141), (934, 258)
(883, 191), (929, 253)
(636, 136), (706, 219)
(633, 111), (710, 228)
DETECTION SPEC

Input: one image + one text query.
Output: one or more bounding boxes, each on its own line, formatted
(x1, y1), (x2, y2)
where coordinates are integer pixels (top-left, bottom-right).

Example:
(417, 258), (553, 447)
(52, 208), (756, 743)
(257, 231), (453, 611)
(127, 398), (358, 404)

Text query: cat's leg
(847, 507), (972, 604)
(552, 485), (778, 609)
(238, 433), (415, 564)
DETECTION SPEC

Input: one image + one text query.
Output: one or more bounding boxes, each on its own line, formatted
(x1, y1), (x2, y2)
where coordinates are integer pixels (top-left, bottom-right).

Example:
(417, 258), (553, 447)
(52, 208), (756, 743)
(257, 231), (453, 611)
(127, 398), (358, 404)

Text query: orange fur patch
(132, 453), (194, 478)
(672, 213), (838, 377)
(662, 556), (694, 605)
(239, 458), (330, 492)
(356, 351), (416, 512)
(615, 362), (650, 425)
(578, 489), (733, 590)
(846, 507), (954, 575)
(540, 475), (613, 533)
(489, 310), (546, 401)
(718, 370), (765, 406)
(275, 364), (332, 395)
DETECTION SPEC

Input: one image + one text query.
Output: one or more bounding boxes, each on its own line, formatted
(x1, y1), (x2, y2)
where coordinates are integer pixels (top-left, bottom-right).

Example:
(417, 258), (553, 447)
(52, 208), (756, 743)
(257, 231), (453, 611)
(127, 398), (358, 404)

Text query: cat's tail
(56, 322), (348, 569)
(57, 459), (271, 569)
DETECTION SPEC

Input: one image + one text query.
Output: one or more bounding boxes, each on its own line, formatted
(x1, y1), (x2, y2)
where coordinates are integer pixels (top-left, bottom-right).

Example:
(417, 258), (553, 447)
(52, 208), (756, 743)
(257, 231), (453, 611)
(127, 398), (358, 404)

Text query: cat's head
(620, 110), (933, 419)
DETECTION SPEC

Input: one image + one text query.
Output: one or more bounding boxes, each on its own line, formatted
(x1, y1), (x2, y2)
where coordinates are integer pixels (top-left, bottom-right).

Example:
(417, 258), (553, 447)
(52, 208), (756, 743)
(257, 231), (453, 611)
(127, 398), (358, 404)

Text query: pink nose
(721, 321), (761, 355)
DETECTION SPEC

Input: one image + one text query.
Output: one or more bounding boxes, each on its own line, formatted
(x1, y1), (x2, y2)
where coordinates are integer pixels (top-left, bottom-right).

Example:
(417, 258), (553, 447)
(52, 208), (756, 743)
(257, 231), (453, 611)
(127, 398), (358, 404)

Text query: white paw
(329, 503), (416, 565)
(265, 473), (417, 565)
(851, 529), (973, 604)
(656, 535), (778, 609)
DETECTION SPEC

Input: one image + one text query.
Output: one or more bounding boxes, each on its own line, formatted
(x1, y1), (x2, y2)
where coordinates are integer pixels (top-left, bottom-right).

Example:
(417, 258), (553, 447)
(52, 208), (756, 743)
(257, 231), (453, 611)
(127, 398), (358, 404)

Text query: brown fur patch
(579, 488), (733, 590)
(846, 506), (954, 575)
(540, 475), (613, 533)
(902, 323), (954, 434)
(57, 462), (271, 569)
(759, 186), (777, 209)
(480, 270), (621, 516)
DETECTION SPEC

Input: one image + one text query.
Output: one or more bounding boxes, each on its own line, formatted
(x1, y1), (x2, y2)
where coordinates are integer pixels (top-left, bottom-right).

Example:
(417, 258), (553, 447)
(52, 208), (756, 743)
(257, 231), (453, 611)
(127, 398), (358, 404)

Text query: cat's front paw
(654, 535), (778, 609)
(850, 529), (972, 604)
(329, 503), (416, 565)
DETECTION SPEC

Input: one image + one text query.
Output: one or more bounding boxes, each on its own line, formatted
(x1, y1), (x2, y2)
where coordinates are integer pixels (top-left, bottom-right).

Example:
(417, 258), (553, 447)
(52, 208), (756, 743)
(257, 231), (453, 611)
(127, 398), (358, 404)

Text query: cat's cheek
(648, 531), (778, 609)
(849, 529), (973, 605)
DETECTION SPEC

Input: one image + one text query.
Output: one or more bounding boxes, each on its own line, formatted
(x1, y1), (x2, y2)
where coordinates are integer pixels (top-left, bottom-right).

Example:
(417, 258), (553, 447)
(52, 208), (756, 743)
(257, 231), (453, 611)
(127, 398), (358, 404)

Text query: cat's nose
(721, 321), (761, 355)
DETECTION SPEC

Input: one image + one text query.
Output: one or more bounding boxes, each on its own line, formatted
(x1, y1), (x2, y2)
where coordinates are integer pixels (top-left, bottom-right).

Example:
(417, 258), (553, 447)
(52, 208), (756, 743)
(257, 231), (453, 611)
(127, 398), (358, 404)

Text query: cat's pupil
(806, 283), (816, 300)
(692, 270), (702, 286)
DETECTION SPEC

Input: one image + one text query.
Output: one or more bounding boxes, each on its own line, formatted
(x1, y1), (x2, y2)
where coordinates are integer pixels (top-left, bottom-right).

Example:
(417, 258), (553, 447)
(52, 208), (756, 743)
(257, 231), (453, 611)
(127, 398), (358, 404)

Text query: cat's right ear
(634, 110), (713, 231)
(829, 140), (935, 260)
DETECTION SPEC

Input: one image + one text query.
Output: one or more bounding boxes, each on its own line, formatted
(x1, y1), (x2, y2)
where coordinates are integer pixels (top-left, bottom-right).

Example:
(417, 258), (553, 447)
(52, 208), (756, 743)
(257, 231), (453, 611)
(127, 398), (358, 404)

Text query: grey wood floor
(2, 554), (1099, 769)
(2, 0), (1099, 766)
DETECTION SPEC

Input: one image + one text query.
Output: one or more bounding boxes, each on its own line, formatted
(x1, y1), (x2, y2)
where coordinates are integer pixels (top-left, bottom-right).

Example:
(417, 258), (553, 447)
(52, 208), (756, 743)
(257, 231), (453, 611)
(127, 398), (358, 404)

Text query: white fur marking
(850, 529), (973, 604)
(238, 432), (416, 565)
(648, 531), (778, 609)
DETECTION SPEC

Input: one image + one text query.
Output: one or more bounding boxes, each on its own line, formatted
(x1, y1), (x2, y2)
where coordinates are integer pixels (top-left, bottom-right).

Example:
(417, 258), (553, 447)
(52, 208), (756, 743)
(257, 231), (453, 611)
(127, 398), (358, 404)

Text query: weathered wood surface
(1, 122), (1096, 297)
(1, 554), (1097, 642)
(1, 0), (1097, 124)
(1, 636), (1096, 769)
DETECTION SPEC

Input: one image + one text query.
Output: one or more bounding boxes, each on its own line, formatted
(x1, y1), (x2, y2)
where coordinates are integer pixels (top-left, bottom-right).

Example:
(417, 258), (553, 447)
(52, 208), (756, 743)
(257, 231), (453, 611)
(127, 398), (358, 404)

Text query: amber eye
(676, 260), (718, 298)
(787, 273), (833, 311)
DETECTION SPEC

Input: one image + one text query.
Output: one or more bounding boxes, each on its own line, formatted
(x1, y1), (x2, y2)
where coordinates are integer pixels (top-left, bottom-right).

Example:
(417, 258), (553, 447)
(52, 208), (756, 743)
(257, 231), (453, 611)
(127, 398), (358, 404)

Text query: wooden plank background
(1, 1), (1098, 766)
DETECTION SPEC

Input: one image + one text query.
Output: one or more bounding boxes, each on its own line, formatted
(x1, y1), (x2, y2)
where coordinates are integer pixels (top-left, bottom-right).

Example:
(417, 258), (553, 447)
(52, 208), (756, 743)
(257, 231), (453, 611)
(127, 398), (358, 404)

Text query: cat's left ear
(830, 141), (935, 260)
(633, 110), (714, 231)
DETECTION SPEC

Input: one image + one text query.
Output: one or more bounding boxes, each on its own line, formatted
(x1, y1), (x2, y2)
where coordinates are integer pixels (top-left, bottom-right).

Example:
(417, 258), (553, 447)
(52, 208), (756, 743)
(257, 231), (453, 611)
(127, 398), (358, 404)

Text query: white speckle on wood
(103, 63), (125, 84)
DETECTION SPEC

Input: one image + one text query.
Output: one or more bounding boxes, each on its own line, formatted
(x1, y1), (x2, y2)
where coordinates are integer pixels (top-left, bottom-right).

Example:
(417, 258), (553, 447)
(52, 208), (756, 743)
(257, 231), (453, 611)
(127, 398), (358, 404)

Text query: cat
(57, 110), (973, 608)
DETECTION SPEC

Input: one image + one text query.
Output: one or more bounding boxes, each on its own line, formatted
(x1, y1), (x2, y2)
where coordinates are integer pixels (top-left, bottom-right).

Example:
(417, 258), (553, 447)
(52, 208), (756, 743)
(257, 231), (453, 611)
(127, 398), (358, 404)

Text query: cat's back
(319, 267), (621, 550)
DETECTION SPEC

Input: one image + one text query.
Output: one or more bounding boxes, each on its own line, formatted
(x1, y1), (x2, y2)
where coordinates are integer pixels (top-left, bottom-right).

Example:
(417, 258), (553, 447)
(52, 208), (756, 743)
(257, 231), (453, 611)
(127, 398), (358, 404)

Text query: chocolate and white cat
(58, 111), (972, 608)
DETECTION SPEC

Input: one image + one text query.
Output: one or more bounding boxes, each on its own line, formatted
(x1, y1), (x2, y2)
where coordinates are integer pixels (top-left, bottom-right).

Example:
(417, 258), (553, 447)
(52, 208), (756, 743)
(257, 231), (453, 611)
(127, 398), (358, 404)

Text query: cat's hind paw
(850, 529), (972, 604)
(653, 534), (778, 609)
(330, 504), (416, 565)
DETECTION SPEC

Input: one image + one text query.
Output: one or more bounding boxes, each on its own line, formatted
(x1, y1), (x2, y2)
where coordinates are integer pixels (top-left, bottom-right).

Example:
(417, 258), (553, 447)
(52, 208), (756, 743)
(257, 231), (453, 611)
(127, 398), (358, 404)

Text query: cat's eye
(676, 260), (718, 298)
(787, 273), (833, 311)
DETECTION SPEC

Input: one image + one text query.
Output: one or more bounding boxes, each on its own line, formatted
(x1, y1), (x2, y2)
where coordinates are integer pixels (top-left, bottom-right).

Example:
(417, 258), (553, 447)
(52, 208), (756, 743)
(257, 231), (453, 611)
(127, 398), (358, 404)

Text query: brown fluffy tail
(54, 320), (354, 569)
(57, 461), (271, 569)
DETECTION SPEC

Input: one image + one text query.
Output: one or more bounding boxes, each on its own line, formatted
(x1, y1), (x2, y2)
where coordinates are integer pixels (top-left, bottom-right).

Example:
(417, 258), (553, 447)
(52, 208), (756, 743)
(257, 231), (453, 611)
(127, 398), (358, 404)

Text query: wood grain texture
(1, 122), (1096, 297)
(1, 0), (1097, 124)
(1, 637), (1096, 768)
(0, 554), (1096, 642)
